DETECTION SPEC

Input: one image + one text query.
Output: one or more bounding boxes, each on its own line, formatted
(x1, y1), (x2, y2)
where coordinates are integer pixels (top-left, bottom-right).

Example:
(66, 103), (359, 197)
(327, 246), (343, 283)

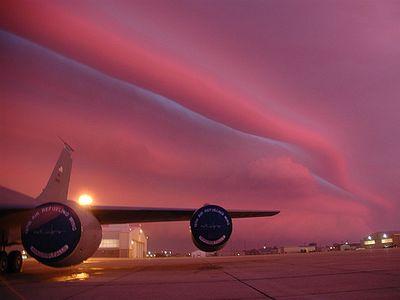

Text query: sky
(1, 1), (399, 251)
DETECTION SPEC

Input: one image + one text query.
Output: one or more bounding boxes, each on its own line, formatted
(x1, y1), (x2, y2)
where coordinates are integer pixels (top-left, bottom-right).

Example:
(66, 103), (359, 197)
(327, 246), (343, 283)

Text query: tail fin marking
(37, 143), (73, 203)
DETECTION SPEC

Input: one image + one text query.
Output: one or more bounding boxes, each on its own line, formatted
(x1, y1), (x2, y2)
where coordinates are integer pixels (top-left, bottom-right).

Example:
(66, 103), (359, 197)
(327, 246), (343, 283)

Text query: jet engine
(21, 201), (102, 267)
(190, 205), (232, 252)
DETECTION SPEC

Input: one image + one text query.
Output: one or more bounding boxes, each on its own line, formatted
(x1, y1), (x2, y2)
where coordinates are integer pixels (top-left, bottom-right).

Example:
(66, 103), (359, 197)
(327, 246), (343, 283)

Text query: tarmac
(1, 248), (400, 299)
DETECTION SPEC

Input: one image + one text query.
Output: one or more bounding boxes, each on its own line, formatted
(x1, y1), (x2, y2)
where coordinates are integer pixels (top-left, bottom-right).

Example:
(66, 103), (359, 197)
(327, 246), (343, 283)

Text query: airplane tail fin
(37, 140), (74, 203)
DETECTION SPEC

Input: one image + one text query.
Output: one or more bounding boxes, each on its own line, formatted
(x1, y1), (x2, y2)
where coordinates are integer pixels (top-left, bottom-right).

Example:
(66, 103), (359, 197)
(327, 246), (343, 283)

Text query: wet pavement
(1, 248), (400, 299)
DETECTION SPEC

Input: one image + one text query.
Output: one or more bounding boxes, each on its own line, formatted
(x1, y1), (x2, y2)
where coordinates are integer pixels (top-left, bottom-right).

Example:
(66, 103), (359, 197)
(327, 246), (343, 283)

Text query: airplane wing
(0, 186), (279, 225)
(90, 205), (280, 224)
(0, 186), (37, 223)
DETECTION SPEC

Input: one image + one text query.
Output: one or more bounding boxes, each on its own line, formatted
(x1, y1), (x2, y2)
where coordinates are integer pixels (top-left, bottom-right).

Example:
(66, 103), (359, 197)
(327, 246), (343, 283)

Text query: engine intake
(190, 205), (232, 252)
(21, 201), (101, 267)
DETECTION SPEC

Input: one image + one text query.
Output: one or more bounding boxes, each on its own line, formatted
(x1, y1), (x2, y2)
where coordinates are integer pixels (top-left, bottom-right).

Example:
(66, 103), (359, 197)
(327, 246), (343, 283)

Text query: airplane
(0, 141), (279, 273)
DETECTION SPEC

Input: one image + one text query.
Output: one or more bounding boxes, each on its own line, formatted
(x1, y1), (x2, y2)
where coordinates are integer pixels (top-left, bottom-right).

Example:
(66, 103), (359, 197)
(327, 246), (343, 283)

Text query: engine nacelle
(190, 205), (232, 252)
(21, 201), (102, 267)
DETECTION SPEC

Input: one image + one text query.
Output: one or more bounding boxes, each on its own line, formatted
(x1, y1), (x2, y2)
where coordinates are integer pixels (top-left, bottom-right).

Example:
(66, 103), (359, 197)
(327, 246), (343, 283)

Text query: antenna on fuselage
(58, 136), (74, 153)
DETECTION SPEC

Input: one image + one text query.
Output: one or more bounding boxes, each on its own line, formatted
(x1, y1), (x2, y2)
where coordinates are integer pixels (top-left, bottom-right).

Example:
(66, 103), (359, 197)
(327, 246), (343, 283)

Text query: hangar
(94, 224), (148, 258)
(280, 245), (316, 254)
(362, 231), (400, 249)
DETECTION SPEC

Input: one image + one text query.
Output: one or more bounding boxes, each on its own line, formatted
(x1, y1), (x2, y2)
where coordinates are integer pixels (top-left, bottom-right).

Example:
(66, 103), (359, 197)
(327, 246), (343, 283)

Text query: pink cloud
(1, 1), (399, 248)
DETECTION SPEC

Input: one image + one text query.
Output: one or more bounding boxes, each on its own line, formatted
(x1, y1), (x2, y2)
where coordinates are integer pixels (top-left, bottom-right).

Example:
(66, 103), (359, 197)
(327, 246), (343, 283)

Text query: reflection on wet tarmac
(88, 267), (104, 271)
(52, 272), (89, 282)
(92, 272), (104, 276)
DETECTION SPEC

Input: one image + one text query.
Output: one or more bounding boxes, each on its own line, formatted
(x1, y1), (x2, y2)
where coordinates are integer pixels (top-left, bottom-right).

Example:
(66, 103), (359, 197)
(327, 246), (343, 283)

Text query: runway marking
(0, 275), (26, 300)
(203, 259), (276, 300)
(222, 270), (277, 300)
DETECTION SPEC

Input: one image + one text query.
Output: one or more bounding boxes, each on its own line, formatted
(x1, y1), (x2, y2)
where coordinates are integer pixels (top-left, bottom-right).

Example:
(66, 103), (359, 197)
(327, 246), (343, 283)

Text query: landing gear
(0, 251), (23, 273)
(0, 251), (7, 273)
(7, 251), (23, 273)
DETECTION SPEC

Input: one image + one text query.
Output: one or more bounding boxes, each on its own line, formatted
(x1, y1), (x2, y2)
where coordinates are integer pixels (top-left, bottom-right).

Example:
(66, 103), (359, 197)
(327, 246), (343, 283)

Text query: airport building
(191, 250), (218, 257)
(362, 231), (400, 249)
(280, 245), (316, 254)
(94, 224), (148, 258)
(191, 250), (207, 258)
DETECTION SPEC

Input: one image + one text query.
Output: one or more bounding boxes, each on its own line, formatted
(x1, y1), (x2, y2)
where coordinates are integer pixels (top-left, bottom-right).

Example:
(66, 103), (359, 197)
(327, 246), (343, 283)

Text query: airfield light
(78, 194), (93, 206)
(383, 233), (387, 238)
(368, 235), (372, 240)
